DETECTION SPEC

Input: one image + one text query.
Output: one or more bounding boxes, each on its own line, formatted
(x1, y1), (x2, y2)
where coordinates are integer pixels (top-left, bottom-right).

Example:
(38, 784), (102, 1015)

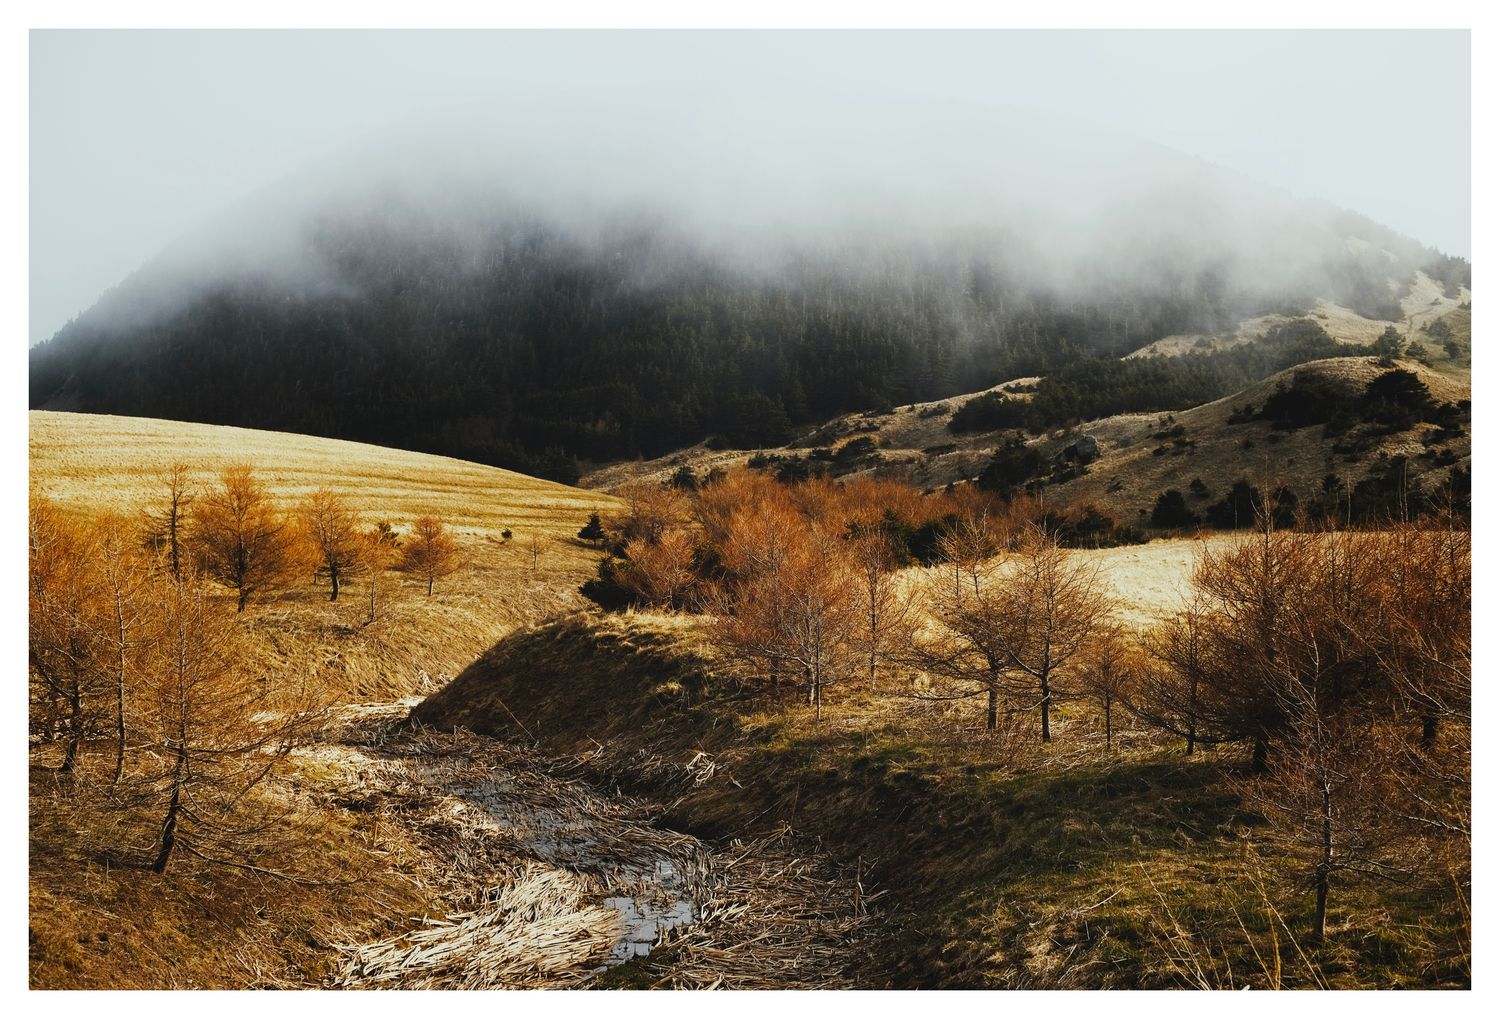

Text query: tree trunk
(113, 595), (128, 784)
(61, 689), (81, 774)
(1252, 736), (1269, 772)
(1104, 694), (1112, 750)
(152, 741), (188, 873)
(1186, 676), (1198, 755)
(986, 667), (999, 731)
(1420, 712), (1438, 752)
(1040, 671), (1052, 742)
(329, 564), (340, 602)
(168, 515), (181, 579)
(1311, 780), (1333, 944)
(113, 667), (127, 784)
(1312, 872), (1328, 945)
(427, 575), (434, 597)
(237, 586), (249, 613)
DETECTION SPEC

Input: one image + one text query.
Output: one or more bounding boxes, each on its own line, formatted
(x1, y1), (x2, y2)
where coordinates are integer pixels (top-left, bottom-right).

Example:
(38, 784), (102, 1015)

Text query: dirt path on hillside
(311, 703), (878, 989)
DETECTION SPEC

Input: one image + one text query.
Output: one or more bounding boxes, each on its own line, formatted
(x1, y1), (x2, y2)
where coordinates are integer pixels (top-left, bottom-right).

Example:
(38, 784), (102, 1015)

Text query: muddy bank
(310, 704), (876, 989)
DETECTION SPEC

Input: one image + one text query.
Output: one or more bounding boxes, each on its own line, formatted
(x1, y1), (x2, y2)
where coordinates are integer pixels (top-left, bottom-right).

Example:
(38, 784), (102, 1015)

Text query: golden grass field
(29, 410), (619, 701)
(28, 411), (1466, 989)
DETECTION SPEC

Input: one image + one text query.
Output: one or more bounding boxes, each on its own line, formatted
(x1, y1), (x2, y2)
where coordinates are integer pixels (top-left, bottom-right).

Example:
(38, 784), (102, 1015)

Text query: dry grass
(30, 410), (611, 539)
(1039, 356), (1469, 520)
(29, 410), (619, 700)
(414, 608), (1470, 989)
(29, 411), (626, 988)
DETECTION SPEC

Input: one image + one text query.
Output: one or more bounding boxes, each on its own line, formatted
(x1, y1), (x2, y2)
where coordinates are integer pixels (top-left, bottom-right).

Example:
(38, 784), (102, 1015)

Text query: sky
(28, 29), (1471, 346)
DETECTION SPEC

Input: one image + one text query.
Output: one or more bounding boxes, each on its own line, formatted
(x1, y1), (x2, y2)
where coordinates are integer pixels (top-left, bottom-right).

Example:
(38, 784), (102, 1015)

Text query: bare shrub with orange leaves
(400, 515), (463, 596)
(191, 465), (301, 611)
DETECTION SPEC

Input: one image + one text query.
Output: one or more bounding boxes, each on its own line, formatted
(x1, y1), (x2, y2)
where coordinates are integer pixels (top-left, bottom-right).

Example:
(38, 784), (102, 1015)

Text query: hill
(583, 345), (1470, 529)
(27, 112), (1468, 482)
(29, 411), (616, 699)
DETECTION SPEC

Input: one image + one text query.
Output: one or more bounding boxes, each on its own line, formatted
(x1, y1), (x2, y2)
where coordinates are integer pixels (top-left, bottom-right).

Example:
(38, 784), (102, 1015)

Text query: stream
(309, 702), (875, 989)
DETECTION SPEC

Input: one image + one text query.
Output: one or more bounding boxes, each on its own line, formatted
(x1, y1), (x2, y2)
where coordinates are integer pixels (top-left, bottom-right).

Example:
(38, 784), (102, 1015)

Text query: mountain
(28, 109), (1469, 482)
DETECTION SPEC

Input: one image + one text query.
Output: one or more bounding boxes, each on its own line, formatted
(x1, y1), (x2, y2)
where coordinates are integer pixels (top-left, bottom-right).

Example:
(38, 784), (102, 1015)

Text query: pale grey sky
(29, 29), (1470, 346)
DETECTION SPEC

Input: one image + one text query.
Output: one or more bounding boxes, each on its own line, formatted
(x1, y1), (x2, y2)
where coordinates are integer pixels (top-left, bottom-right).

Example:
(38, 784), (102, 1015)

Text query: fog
(30, 30), (1470, 345)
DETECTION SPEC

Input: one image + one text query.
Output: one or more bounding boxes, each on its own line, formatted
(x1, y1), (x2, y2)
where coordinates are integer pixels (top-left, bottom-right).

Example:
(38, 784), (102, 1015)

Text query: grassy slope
(414, 609), (1469, 989)
(30, 410), (618, 700)
(1040, 356), (1470, 522)
(580, 279), (1471, 520)
(29, 412), (619, 987)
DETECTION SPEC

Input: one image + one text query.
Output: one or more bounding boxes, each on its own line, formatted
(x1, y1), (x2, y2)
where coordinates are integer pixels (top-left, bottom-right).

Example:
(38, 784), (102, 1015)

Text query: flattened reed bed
(319, 706), (878, 990)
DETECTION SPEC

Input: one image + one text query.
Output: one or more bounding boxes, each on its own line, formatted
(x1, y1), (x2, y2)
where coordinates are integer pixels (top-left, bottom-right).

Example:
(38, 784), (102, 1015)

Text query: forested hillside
(29, 165), (1464, 483)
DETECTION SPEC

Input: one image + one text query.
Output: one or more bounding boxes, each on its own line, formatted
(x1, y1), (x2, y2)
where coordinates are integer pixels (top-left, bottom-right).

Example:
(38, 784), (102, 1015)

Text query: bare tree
(401, 515), (461, 595)
(300, 488), (363, 601)
(987, 527), (1112, 742)
(849, 531), (918, 692)
(709, 495), (803, 692)
(96, 514), (148, 783)
(1132, 593), (1214, 755)
(360, 522), (402, 624)
(711, 519), (860, 720)
(137, 565), (319, 873)
(1234, 639), (1415, 944)
(913, 551), (1013, 731)
(141, 462), (194, 578)
(192, 465), (298, 611)
(1078, 622), (1136, 750)
(608, 481), (690, 547)
(28, 496), (103, 773)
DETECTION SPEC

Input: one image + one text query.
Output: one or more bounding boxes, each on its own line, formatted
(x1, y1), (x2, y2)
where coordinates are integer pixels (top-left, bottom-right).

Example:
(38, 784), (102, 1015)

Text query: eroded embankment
(408, 612), (1260, 990)
(311, 702), (875, 989)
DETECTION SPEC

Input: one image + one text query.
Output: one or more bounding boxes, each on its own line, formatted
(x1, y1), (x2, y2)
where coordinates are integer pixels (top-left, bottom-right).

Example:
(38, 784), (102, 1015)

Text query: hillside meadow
(29, 410), (618, 701)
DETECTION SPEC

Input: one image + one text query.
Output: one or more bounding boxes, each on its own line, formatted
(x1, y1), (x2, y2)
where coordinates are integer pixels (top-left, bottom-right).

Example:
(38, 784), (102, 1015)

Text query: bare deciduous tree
(301, 488), (363, 601)
(914, 551), (1013, 731)
(360, 522), (403, 624)
(711, 518), (860, 720)
(849, 531), (918, 692)
(401, 515), (461, 595)
(620, 527), (697, 608)
(988, 527), (1112, 742)
(1078, 622), (1137, 750)
(137, 566), (319, 873)
(29, 496), (103, 773)
(96, 513), (148, 783)
(192, 465), (298, 611)
(141, 462), (194, 578)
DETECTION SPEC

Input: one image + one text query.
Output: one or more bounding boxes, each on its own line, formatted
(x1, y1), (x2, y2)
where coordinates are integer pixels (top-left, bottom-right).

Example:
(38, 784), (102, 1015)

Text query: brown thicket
(400, 515), (462, 595)
(1128, 511), (1470, 942)
(29, 494), (322, 879)
(619, 528), (698, 608)
(191, 465), (299, 611)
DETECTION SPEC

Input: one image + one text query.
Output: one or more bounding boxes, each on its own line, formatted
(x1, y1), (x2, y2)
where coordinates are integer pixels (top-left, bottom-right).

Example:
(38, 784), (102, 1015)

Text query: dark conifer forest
(29, 202), (1453, 482)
